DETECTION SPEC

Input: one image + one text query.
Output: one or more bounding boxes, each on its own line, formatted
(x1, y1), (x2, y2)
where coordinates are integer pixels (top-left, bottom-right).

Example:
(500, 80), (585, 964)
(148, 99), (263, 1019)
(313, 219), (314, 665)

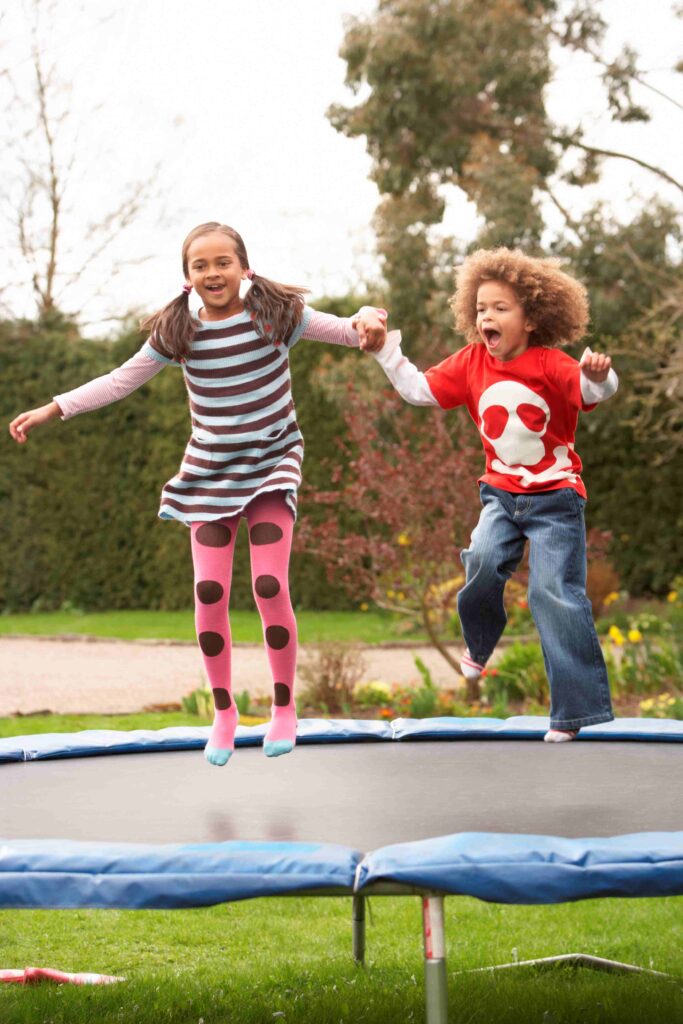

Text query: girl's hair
(450, 247), (589, 348)
(140, 222), (309, 361)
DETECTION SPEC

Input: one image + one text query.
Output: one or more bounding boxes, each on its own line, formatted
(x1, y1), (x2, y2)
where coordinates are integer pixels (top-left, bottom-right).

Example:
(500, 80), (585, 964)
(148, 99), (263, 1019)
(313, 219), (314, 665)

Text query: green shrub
(605, 612), (682, 696)
(353, 680), (393, 708)
(298, 642), (366, 713)
(181, 684), (213, 718)
(639, 693), (683, 720)
(234, 690), (252, 715)
(408, 681), (438, 718)
(408, 656), (439, 716)
(484, 642), (549, 705)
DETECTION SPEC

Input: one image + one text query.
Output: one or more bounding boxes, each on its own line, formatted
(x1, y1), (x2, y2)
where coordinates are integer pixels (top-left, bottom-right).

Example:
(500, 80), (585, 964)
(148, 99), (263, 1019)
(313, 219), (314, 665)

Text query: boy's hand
(580, 350), (612, 383)
(9, 402), (60, 443)
(353, 307), (387, 353)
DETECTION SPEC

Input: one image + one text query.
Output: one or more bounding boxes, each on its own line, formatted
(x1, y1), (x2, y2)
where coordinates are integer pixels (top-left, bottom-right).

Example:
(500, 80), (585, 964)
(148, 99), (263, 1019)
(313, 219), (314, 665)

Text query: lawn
(0, 608), (423, 645)
(0, 711), (216, 738)
(1, 894), (681, 1023)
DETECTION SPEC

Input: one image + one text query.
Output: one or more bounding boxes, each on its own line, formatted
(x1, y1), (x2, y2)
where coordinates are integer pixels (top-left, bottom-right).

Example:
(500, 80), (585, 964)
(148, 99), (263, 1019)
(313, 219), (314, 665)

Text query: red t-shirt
(424, 344), (596, 498)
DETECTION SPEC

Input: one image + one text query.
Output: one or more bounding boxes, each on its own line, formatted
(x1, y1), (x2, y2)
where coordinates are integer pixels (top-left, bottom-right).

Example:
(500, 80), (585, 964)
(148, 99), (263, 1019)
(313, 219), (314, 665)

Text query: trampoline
(2, 716), (683, 1023)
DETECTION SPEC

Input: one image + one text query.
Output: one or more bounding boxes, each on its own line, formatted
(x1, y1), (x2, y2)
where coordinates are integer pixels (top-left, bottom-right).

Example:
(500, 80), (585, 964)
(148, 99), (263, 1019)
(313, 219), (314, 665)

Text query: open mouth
(482, 328), (502, 347)
(205, 284), (225, 293)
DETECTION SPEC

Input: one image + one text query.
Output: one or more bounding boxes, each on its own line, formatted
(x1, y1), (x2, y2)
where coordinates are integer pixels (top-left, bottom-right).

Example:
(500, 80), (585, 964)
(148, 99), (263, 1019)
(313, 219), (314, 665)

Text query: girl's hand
(580, 350), (612, 383)
(354, 307), (388, 353)
(9, 401), (61, 444)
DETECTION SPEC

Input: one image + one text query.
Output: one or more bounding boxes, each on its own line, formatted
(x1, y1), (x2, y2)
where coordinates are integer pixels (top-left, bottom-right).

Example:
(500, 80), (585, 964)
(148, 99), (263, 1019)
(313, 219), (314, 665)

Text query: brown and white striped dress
(54, 307), (362, 524)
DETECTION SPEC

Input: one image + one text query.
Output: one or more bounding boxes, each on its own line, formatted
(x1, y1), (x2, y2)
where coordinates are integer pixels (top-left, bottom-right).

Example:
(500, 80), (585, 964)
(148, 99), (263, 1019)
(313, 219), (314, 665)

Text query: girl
(369, 248), (617, 742)
(9, 221), (386, 766)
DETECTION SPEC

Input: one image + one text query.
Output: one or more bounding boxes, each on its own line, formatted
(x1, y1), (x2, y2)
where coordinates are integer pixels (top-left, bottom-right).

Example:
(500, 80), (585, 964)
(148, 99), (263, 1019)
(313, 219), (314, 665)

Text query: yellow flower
(397, 533), (411, 546)
(639, 699), (654, 712)
(603, 591), (620, 606)
(608, 625), (625, 646)
(359, 603), (369, 612)
(397, 591), (406, 601)
(353, 679), (391, 699)
(666, 697), (676, 706)
(667, 591), (678, 603)
(386, 589), (395, 599)
(627, 629), (643, 643)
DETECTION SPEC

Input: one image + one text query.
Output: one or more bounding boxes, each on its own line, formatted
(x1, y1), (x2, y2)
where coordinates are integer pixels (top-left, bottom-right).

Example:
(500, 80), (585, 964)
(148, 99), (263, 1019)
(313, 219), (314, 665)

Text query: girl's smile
(476, 280), (534, 361)
(186, 233), (247, 321)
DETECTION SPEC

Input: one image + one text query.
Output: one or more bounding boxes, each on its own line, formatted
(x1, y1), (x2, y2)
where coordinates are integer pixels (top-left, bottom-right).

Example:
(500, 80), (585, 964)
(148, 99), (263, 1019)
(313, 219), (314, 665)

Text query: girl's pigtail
(244, 273), (308, 348)
(140, 287), (197, 362)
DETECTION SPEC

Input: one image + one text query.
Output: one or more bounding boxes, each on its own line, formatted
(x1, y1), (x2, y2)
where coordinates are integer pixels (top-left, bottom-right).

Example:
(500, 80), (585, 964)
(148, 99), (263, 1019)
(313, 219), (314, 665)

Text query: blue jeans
(457, 484), (613, 730)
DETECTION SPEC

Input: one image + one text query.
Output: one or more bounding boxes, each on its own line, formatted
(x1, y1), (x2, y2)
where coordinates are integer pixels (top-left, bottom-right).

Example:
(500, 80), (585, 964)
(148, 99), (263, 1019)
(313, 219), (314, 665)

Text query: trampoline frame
(2, 716), (682, 1023)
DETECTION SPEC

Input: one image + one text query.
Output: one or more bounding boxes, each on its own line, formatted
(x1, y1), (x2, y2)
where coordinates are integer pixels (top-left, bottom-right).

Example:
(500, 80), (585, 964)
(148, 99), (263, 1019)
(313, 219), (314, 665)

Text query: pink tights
(190, 492), (297, 766)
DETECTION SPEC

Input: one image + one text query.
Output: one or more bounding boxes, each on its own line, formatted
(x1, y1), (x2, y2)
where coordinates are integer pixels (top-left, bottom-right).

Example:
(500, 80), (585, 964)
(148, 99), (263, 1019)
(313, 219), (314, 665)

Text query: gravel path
(0, 636), (466, 716)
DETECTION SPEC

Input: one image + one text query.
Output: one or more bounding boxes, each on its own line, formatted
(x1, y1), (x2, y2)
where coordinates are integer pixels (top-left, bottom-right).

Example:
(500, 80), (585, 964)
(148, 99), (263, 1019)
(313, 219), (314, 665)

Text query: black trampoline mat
(1, 741), (681, 849)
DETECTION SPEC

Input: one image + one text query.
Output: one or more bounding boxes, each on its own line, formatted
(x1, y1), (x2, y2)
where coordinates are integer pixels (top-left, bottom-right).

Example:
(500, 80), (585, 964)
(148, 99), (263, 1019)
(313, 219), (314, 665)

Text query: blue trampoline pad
(0, 838), (359, 910)
(358, 831), (683, 903)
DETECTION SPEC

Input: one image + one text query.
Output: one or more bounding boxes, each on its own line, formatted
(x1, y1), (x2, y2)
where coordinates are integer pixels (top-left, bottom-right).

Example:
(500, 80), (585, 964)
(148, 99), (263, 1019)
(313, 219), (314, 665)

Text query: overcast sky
(2, 0), (681, 331)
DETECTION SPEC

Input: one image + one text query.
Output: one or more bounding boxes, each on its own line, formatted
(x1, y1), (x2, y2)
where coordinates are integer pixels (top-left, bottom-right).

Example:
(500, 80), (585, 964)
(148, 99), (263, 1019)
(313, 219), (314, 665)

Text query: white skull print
(478, 380), (577, 487)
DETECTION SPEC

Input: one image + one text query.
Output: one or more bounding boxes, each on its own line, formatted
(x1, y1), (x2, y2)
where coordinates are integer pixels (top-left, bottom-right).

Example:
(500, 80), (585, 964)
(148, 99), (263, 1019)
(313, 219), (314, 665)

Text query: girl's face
(186, 232), (247, 320)
(475, 280), (534, 361)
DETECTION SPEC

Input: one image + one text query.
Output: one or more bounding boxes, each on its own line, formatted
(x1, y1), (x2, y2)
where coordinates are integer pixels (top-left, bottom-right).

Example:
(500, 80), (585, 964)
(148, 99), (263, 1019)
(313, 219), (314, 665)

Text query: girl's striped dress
(53, 306), (362, 524)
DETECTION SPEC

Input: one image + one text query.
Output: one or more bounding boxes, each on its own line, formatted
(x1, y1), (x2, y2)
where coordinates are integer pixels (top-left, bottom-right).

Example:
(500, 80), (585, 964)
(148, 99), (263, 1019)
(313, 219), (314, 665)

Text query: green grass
(0, 711), (264, 738)
(0, 609), (424, 645)
(0, 896), (681, 1022)
(2, 602), (678, 647)
(0, 710), (267, 738)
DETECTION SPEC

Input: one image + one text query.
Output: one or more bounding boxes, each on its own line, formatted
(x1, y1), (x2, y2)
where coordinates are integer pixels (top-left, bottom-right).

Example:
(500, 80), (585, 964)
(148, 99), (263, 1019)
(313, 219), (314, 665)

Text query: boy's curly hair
(450, 248), (589, 348)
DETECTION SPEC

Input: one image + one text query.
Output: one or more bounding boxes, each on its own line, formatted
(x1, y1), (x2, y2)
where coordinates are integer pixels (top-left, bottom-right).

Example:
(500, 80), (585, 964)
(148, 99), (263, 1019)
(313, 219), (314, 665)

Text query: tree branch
(31, 25), (61, 313)
(631, 74), (683, 114)
(553, 137), (683, 194)
(541, 186), (584, 242)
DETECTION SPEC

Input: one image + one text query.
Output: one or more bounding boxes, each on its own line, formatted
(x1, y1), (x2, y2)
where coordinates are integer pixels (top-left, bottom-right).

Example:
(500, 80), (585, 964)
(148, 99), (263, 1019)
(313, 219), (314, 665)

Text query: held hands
(9, 402), (61, 444)
(580, 350), (612, 383)
(353, 307), (387, 353)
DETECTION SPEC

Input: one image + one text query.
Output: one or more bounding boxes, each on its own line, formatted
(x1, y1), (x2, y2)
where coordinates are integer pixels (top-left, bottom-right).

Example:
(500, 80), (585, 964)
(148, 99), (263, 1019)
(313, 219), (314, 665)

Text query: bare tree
(1, 0), (159, 324)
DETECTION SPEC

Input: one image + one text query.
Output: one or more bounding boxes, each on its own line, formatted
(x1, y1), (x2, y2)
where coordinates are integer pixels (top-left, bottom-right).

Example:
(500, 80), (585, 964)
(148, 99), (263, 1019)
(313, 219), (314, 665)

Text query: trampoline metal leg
(423, 895), (448, 1024)
(461, 952), (673, 978)
(352, 894), (366, 965)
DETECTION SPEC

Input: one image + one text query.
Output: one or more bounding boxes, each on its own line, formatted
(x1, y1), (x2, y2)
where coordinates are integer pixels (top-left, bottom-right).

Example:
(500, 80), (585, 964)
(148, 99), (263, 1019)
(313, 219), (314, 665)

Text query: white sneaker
(460, 648), (485, 680)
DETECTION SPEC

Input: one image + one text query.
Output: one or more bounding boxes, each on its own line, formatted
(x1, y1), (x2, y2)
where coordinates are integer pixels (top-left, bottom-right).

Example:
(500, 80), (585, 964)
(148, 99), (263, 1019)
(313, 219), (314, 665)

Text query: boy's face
(475, 281), (534, 362)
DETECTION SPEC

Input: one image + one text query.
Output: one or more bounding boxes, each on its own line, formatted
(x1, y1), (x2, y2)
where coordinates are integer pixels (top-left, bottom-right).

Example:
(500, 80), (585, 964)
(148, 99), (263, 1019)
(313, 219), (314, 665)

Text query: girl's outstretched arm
(8, 347), (167, 443)
(9, 401), (61, 443)
(299, 307), (387, 352)
(370, 331), (441, 407)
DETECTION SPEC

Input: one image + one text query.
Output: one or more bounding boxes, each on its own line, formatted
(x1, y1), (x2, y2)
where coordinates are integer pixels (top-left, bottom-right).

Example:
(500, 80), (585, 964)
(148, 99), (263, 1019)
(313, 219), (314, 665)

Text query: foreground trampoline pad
(357, 831), (683, 903)
(1, 831), (682, 910)
(0, 839), (360, 909)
